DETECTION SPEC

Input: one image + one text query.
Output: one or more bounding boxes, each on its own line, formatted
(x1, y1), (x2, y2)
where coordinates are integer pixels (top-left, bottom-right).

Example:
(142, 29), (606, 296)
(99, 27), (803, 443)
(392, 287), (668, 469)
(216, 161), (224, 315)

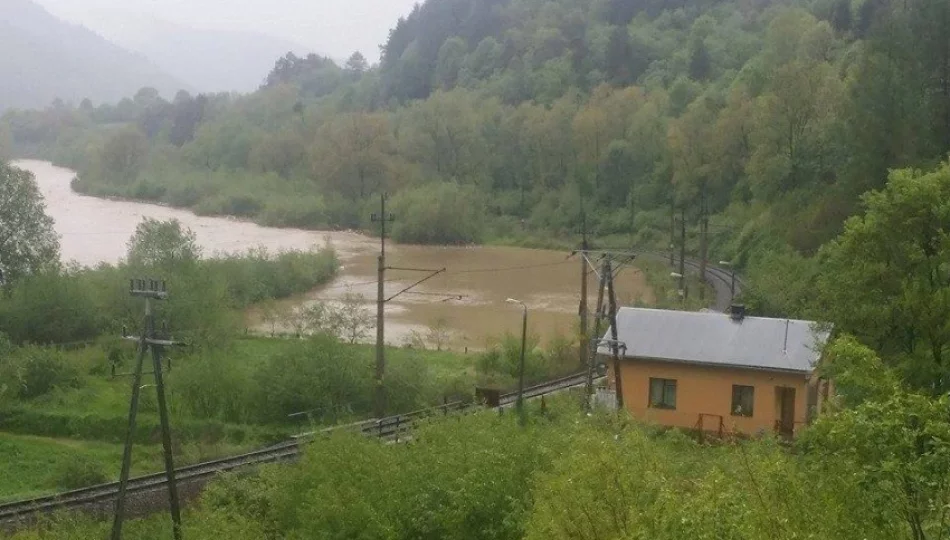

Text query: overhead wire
(447, 259), (573, 275)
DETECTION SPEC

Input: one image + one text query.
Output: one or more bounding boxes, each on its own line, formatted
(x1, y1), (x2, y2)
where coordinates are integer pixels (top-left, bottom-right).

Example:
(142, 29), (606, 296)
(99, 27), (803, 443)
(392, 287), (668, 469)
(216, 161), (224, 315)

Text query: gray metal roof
(598, 308), (831, 373)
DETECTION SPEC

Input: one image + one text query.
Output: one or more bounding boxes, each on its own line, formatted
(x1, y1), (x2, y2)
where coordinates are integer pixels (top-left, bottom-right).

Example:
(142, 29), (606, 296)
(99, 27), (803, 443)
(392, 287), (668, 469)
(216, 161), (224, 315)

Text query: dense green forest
(3, 0), (947, 261)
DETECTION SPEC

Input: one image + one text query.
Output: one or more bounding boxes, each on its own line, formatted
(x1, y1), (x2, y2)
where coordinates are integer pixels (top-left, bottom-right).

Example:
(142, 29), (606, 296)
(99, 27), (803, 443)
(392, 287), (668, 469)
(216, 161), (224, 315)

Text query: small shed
(598, 306), (832, 437)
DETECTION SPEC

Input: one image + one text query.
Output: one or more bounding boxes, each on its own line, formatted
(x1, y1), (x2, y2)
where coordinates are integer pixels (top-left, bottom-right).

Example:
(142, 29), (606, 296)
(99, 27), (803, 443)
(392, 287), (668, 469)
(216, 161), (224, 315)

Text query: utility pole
(585, 258), (608, 411)
(698, 182), (709, 302)
(605, 260), (624, 410)
(679, 205), (687, 299)
(113, 279), (182, 540)
(578, 208), (589, 370)
(370, 194), (444, 418)
(669, 198), (676, 267)
(372, 194), (394, 419)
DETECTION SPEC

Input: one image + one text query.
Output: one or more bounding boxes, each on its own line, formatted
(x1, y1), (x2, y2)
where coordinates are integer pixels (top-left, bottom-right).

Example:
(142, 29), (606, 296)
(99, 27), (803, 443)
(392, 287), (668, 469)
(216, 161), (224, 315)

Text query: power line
(450, 259), (573, 274)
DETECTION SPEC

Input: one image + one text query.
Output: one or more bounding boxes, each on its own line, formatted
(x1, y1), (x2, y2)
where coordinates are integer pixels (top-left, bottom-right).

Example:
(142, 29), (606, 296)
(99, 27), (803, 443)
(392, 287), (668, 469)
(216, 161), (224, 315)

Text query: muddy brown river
(16, 160), (654, 349)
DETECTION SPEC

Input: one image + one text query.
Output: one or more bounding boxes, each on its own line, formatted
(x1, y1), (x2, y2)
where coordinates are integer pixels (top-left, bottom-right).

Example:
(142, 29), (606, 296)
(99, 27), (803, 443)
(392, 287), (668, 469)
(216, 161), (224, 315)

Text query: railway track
(635, 250), (744, 312)
(0, 372), (592, 526)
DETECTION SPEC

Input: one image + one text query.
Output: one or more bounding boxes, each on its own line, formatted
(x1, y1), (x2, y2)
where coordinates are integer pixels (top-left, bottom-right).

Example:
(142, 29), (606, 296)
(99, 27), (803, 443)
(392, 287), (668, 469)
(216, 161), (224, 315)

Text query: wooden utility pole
(698, 182), (709, 302)
(679, 206), (687, 299)
(113, 279), (182, 540)
(370, 195), (443, 418)
(585, 259), (608, 411)
(578, 209), (589, 370)
(606, 260), (624, 410)
(372, 194), (394, 419)
(669, 198), (676, 267)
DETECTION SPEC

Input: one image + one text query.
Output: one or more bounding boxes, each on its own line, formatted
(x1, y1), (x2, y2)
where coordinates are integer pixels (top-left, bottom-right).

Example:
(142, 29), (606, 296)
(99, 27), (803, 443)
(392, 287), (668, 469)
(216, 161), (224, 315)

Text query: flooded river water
(16, 160), (653, 349)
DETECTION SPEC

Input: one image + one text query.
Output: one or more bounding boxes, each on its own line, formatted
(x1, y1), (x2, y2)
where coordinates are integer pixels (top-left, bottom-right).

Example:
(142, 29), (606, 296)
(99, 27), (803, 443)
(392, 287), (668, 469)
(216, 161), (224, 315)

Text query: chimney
(729, 304), (746, 322)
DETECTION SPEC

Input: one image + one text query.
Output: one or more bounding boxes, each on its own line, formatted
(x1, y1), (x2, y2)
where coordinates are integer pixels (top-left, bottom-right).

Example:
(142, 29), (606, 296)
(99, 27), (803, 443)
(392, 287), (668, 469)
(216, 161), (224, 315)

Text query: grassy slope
(0, 337), (478, 501)
(0, 434), (157, 502)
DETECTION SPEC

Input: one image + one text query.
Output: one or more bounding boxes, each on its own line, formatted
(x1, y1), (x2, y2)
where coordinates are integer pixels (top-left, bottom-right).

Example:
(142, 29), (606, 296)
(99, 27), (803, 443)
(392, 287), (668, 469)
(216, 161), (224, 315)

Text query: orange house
(598, 306), (832, 437)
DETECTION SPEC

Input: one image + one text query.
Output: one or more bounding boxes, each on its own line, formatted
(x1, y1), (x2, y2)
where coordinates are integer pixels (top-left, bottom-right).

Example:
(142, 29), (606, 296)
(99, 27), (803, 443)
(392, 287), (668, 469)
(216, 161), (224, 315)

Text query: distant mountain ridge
(0, 0), (186, 110)
(114, 19), (314, 93)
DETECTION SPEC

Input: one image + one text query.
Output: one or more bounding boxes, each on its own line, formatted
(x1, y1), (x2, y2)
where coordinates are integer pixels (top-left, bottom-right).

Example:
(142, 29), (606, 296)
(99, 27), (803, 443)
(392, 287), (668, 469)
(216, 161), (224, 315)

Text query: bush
(390, 183), (485, 245)
(173, 352), (254, 423)
(0, 347), (81, 400)
(251, 335), (368, 423)
(53, 455), (108, 490)
(0, 271), (103, 345)
(0, 235), (337, 349)
(208, 246), (338, 307)
(260, 195), (329, 229)
(476, 332), (548, 387)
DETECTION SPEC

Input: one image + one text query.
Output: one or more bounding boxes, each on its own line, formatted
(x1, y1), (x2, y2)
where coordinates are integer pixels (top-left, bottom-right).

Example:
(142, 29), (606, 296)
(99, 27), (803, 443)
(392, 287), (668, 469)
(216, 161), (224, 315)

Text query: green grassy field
(0, 336), (482, 502)
(0, 433), (157, 502)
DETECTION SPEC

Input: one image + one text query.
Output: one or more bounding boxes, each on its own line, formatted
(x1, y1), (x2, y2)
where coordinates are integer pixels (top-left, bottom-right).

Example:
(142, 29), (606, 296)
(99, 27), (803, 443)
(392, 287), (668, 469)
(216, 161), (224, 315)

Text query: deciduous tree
(817, 161), (950, 392)
(0, 163), (59, 282)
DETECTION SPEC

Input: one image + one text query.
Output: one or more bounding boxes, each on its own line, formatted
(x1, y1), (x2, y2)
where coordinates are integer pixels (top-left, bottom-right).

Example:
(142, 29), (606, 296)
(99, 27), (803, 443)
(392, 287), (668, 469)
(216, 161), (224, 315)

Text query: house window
(649, 378), (677, 410)
(731, 385), (755, 417)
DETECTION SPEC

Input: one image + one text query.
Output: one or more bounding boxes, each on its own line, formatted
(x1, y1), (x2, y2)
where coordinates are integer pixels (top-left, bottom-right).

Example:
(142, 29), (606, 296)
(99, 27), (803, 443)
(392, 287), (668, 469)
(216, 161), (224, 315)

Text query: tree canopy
(126, 218), (201, 268)
(0, 162), (59, 282)
(2, 0), (949, 320)
(817, 161), (950, 393)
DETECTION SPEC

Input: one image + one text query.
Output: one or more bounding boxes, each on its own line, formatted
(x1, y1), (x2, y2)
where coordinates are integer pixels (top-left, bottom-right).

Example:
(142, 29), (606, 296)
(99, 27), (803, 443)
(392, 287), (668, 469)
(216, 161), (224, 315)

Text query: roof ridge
(617, 306), (821, 325)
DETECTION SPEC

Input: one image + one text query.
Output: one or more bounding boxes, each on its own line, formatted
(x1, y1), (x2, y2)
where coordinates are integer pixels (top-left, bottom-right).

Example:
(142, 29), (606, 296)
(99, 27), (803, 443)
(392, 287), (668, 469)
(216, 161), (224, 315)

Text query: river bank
(15, 159), (656, 349)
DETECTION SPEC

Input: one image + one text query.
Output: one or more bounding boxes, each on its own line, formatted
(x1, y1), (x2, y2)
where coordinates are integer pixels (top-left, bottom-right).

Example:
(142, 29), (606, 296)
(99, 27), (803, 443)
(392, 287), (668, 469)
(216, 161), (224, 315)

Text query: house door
(775, 387), (796, 437)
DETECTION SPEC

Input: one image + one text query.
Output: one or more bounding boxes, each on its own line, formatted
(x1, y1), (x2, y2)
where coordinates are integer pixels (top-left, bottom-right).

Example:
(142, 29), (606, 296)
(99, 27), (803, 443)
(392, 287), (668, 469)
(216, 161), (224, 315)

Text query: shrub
(390, 183), (485, 245)
(52, 455), (108, 490)
(260, 195), (329, 229)
(172, 352), (254, 423)
(0, 347), (81, 400)
(251, 335), (368, 423)
(0, 271), (103, 345)
(476, 332), (548, 387)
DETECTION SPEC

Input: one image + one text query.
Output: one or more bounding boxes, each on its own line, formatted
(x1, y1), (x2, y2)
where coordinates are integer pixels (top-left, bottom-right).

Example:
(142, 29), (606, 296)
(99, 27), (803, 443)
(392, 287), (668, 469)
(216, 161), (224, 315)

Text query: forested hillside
(0, 0), (185, 110)
(3, 0), (949, 314)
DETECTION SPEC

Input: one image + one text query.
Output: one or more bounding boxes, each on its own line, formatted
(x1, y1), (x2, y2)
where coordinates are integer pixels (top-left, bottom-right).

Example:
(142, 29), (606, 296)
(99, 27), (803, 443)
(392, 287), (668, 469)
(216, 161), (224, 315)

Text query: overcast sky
(35, 0), (420, 62)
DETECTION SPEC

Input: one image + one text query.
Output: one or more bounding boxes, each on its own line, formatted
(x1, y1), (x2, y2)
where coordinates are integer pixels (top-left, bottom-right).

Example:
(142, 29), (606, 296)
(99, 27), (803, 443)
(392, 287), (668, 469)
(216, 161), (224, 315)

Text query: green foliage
(28, 399), (937, 540)
(817, 161), (950, 392)
(214, 245), (338, 306)
(800, 391), (950, 540)
(525, 422), (875, 540)
(236, 413), (560, 540)
(820, 335), (900, 407)
(741, 247), (819, 318)
(251, 334), (369, 423)
(0, 269), (102, 345)
(126, 218), (201, 268)
(52, 454), (108, 490)
(171, 351), (254, 424)
(0, 162), (60, 282)
(0, 346), (80, 400)
(390, 183), (485, 245)
(2, 0), (949, 406)
(475, 330), (580, 391)
(0, 218), (337, 347)
(168, 336), (473, 426)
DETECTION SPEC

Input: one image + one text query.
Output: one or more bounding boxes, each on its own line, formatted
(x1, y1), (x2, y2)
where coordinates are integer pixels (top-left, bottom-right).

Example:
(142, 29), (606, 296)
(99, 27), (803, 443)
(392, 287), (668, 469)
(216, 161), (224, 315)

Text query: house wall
(604, 357), (811, 436)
